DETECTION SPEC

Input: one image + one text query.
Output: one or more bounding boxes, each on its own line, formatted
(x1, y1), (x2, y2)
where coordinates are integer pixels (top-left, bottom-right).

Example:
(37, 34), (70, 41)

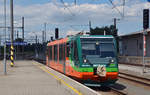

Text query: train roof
(47, 35), (114, 46)
(79, 35), (114, 38)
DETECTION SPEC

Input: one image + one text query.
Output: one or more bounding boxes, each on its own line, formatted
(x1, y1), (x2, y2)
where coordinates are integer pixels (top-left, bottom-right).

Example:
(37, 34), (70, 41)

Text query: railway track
(92, 86), (127, 95)
(119, 63), (150, 68)
(34, 59), (46, 64)
(95, 71), (150, 95)
(119, 72), (150, 87)
(110, 87), (127, 95)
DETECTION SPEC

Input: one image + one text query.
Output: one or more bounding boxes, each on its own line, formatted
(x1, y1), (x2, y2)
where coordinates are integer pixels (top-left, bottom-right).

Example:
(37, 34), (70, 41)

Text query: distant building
(119, 29), (150, 64)
(119, 29), (150, 57)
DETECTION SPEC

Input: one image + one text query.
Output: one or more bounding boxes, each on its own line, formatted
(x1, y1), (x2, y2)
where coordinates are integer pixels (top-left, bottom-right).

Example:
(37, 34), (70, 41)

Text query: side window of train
(63, 43), (66, 61)
(48, 46), (50, 60)
(54, 45), (57, 62)
(59, 44), (61, 62)
(66, 43), (70, 57)
(46, 47), (49, 56)
(59, 44), (63, 64)
(71, 41), (74, 59)
(50, 46), (52, 61)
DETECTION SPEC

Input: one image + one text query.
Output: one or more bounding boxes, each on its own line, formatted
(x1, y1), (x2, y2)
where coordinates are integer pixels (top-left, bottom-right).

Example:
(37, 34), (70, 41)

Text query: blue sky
(0, 0), (150, 42)
(13, 0), (147, 4)
(14, 0), (108, 5)
(13, 0), (147, 5)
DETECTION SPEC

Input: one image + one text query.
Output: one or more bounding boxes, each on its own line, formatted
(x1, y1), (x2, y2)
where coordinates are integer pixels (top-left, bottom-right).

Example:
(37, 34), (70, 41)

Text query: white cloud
(0, 1), (149, 42)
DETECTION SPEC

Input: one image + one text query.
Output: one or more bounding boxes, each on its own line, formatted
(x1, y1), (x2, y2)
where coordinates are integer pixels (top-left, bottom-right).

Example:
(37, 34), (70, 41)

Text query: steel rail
(110, 87), (127, 95)
(119, 63), (150, 68)
(119, 72), (150, 87)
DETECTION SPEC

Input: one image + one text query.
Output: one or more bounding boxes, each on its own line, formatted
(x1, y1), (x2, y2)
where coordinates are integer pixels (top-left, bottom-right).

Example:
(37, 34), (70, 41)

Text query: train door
(65, 42), (71, 75)
(46, 46), (49, 66)
(54, 45), (58, 69)
(73, 40), (79, 67)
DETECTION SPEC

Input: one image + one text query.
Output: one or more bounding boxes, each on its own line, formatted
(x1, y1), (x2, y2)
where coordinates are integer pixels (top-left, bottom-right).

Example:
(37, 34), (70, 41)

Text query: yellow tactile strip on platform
(32, 62), (83, 95)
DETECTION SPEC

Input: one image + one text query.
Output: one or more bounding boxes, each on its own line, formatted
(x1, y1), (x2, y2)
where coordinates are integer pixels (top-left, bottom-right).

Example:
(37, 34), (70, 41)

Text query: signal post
(143, 9), (149, 73)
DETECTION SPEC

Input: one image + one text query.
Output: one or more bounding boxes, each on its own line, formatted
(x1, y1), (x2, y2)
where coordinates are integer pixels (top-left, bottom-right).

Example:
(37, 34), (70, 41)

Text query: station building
(119, 29), (150, 64)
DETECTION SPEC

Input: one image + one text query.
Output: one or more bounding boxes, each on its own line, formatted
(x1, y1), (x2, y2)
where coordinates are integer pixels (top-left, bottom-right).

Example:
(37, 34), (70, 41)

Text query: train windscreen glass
(100, 43), (115, 58)
(81, 38), (115, 58)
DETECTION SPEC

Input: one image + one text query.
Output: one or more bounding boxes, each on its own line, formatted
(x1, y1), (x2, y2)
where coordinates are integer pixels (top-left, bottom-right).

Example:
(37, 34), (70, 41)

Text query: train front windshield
(81, 38), (115, 58)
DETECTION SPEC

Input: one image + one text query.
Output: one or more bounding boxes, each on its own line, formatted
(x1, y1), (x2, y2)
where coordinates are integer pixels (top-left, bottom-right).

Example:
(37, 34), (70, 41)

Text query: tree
(15, 38), (23, 42)
(90, 25), (118, 37)
(90, 25), (119, 54)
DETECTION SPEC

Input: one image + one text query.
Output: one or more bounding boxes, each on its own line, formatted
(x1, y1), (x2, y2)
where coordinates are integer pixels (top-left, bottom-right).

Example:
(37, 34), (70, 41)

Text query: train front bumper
(81, 72), (118, 84)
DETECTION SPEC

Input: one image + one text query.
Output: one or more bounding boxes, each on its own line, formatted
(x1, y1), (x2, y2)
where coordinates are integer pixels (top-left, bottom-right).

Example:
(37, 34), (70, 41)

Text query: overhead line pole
(42, 30), (44, 43)
(114, 18), (116, 32)
(10, 0), (14, 67)
(123, 0), (125, 18)
(22, 17), (24, 41)
(44, 23), (46, 42)
(3, 0), (7, 74)
(22, 17), (25, 58)
(89, 21), (91, 33)
(114, 18), (120, 54)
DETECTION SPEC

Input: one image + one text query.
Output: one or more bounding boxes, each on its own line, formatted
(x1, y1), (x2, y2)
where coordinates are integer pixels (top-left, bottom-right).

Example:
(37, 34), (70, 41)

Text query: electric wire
(60, 0), (75, 16)
(108, 0), (124, 18)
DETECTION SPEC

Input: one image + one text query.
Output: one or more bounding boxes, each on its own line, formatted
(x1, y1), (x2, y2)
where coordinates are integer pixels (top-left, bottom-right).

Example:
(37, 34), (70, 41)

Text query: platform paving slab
(0, 60), (99, 95)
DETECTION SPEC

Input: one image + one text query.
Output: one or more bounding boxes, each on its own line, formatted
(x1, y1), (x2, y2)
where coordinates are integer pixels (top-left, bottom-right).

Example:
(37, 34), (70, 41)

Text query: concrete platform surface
(0, 60), (99, 95)
(119, 64), (150, 79)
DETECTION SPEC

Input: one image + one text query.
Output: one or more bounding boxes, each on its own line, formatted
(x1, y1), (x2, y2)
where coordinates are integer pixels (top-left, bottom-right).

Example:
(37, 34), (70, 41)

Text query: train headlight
(111, 59), (114, 63)
(83, 59), (87, 63)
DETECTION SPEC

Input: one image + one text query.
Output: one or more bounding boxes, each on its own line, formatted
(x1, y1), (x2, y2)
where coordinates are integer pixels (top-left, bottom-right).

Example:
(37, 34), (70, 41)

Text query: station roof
(119, 28), (150, 37)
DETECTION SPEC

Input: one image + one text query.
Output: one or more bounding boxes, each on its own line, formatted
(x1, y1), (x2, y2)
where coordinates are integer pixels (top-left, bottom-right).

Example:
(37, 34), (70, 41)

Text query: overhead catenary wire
(60, 0), (75, 16)
(50, 0), (76, 22)
(108, 0), (124, 18)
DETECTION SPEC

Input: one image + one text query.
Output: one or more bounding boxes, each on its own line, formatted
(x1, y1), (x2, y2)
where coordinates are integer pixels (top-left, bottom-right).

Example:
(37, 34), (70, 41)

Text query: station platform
(0, 60), (99, 95)
(119, 64), (150, 79)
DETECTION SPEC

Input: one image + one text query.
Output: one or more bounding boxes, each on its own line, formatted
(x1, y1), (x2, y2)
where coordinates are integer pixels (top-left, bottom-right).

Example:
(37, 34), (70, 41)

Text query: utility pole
(22, 17), (24, 41)
(35, 35), (38, 58)
(123, 0), (125, 18)
(114, 18), (119, 54)
(22, 17), (25, 58)
(44, 23), (46, 42)
(89, 21), (91, 33)
(10, 0), (14, 67)
(42, 31), (44, 43)
(3, 0), (7, 74)
(17, 30), (19, 39)
(114, 18), (116, 33)
(35, 35), (37, 44)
